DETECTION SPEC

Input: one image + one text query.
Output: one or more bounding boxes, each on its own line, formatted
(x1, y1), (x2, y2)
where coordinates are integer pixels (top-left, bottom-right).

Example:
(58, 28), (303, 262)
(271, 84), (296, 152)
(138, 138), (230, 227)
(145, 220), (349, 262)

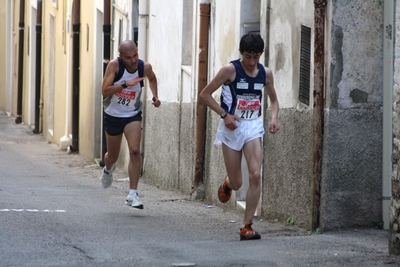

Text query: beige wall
(78, 0), (99, 158)
(40, 2), (68, 145)
(0, 1), (101, 159)
(0, 3), (7, 111)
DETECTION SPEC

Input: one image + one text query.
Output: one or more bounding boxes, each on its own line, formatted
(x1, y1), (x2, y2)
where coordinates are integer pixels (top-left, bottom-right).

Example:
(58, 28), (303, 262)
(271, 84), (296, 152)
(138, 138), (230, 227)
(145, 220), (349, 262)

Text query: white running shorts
(214, 117), (265, 151)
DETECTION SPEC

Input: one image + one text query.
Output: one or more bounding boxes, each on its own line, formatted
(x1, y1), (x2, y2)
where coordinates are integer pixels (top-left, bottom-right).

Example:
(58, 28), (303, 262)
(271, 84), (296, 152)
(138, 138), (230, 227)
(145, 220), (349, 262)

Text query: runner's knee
(228, 177), (242, 190)
(248, 171), (261, 186)
(129, 147), (141, 158)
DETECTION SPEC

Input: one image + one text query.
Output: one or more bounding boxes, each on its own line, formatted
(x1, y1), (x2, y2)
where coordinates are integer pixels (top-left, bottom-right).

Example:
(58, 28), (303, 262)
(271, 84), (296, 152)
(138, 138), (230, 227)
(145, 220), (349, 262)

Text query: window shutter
(299, 25), (311, 106)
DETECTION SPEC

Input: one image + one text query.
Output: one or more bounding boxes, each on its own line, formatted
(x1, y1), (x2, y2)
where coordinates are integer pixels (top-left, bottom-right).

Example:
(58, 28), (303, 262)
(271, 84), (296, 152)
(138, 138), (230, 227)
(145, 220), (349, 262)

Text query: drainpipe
(33, 0), (42, 134)
(6, 0), (14, 115)
(70, 0), (80, 152)
(193, 3), (210, 189)
(311, 0), (326, 230)
(138, 0), (148, 173)
(138, 0), (148, 61)
(383, 0), (394, 231)
(15, 0), (25, 124)
(264, 0), (271, 66)
(60, 0), (71, 150)
(100, 0), (111, 166)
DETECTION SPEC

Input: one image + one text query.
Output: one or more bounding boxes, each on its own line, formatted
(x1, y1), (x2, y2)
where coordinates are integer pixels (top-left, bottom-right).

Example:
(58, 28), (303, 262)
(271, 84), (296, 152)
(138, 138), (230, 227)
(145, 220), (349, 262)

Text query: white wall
(268, 0), (314, 109)
(147, 0), (183, 103)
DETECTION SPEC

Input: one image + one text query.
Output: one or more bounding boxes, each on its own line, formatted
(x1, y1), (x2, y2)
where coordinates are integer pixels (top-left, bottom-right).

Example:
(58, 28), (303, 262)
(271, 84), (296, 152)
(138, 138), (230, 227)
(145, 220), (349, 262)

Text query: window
(299, 25), (311, 106)
(118, 18), (123, 47)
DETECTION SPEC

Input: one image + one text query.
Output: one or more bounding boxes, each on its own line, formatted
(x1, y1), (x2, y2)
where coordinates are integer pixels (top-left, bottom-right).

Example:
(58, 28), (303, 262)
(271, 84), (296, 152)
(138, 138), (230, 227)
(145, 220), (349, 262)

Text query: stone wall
(389, 0), (400, 254)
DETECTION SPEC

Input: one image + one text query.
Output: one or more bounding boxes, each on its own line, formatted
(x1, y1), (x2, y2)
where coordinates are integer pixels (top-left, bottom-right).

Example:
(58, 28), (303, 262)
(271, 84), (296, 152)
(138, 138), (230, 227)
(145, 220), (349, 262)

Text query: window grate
(299, 25), (311, 106)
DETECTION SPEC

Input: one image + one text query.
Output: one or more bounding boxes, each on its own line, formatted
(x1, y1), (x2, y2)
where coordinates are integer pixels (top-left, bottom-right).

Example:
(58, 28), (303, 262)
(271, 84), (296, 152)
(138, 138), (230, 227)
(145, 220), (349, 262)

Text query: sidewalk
(1, 108), (400, 266)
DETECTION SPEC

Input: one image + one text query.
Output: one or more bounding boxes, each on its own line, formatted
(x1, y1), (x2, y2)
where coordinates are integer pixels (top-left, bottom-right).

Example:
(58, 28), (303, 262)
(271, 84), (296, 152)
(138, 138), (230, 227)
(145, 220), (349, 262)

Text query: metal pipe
(70, 0), (80, 152)
(193, 3), (210, 189)
(33, 0), (42, 134)
(138, 0), (149, 175)
(100, 0), (111, 166)
(15, 0), (25, 124)
(6, 0), (13, 115)
(311, 0), (326, 230)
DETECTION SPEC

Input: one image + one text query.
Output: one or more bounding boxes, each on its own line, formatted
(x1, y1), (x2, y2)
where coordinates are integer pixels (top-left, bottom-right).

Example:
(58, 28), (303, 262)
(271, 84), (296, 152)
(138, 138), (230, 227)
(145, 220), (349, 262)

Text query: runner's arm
(144, 62), (161, 107)
(102, 60), (122, 98)
(264, 67), (279, 133)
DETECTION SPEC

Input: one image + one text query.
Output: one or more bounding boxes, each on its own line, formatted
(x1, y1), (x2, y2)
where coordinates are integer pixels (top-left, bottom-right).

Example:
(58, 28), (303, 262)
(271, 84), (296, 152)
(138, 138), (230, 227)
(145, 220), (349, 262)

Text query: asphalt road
(1, 110), (400, 267)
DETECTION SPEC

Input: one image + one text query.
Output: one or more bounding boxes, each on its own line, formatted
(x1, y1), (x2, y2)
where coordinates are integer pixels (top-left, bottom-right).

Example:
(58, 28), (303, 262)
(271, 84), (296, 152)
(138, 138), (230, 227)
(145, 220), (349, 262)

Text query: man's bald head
(119, 40), (137, 54)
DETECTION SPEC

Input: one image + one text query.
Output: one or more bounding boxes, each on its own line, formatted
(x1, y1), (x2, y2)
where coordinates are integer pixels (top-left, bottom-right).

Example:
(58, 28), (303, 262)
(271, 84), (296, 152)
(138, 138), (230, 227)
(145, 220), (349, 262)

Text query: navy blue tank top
(220, 59), (266, 120)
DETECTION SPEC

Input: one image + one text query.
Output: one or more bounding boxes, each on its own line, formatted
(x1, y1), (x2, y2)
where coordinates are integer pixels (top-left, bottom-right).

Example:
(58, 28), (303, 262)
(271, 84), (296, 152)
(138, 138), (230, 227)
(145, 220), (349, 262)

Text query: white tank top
(104, 68), (143, 118)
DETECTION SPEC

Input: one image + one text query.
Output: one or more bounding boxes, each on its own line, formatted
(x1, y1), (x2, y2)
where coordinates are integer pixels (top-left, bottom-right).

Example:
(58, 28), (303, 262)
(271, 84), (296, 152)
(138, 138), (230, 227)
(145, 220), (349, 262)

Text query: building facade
(0, 0), (394, 243)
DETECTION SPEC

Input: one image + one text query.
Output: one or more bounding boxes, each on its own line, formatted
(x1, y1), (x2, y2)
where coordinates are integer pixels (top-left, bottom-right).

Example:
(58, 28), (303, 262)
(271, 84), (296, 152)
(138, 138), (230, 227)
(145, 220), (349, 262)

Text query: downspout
(6, 0), (13, 115)
(100, 0), (111, 166)
(138, 0), (148, 61)
(383, 0), (394, 231)
(311, 0), (326, 230)
(60, 0), (71, 151)
(264, 0), (271, 66)
(33, 0), (42, 134)
(138, 0), (148, 173)
(15, 0), (25, 124)
(193, 3), (210, 189)
(70, 0), (80, 152)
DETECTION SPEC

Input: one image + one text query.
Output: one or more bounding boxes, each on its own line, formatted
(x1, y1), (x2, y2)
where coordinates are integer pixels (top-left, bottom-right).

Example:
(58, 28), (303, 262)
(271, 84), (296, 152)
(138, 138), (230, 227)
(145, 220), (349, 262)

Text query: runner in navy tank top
(200, 33), (280, 240)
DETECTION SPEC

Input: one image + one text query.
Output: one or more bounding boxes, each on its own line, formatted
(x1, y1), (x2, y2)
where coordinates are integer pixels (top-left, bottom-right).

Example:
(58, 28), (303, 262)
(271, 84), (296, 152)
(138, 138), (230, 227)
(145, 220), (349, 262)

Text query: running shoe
(101, 163), (115, 188)
(217, 177), (232, 203)
(125, 193), (144, 209)
(240, 220), (261, 240)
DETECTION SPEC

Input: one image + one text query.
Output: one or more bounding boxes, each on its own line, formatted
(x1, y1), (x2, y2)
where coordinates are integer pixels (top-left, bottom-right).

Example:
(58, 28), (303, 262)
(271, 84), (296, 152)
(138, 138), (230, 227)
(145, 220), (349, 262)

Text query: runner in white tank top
(101, 40), (161, 210)
(105, 60), (143, 118)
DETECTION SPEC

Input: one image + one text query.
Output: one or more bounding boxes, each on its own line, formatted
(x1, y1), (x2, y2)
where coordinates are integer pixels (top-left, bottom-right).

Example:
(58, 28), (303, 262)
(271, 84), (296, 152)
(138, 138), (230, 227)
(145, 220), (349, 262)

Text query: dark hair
(239, 32), (264, 54)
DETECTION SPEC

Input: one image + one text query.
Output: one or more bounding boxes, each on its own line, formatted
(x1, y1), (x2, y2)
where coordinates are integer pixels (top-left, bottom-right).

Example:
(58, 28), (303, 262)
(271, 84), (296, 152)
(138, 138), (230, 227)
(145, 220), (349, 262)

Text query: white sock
(130, 189), (137, 196)
(105, 166), (113, 172)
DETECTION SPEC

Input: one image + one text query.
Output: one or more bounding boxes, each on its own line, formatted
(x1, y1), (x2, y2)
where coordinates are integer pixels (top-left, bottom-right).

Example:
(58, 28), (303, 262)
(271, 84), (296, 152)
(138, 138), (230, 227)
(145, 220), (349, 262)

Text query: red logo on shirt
(116, 90), (136, 100)
(237, 99), (260, 111)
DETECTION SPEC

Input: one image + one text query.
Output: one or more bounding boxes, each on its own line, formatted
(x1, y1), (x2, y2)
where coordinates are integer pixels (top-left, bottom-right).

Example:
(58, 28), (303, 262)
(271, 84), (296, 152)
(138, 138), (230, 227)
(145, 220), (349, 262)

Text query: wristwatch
(220, 110), (228, 118)
(121, 81), (128, 88)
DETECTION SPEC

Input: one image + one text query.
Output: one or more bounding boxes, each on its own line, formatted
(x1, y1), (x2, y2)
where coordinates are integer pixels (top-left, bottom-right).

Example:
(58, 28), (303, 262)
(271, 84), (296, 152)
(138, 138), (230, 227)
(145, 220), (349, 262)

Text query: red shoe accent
(240, 221), (261, 240)
(217, 177), (232, 203)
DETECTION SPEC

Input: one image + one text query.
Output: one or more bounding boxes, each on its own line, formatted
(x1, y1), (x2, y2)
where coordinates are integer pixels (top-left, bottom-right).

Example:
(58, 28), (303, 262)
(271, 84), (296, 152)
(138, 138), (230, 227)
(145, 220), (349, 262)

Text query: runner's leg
(222, 143), (243, 190)
(242, 137), (263, 223)
(104, 132), (123, 170)
(123, 121), (142, 190)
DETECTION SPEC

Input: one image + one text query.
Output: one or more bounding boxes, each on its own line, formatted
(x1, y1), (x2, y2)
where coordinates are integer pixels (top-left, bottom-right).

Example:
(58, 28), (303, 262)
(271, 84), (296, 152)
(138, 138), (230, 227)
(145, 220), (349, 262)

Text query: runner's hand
(127, 77), (144, 86)
(269, 119), (279, 134)
(224, 114), (240, 130)
(152, 96), (161, 108)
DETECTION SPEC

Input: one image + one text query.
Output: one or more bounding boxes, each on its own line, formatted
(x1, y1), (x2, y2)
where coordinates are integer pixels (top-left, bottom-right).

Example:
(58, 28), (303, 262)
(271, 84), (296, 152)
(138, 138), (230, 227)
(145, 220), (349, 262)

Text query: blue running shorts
(104, 112), (142, 136)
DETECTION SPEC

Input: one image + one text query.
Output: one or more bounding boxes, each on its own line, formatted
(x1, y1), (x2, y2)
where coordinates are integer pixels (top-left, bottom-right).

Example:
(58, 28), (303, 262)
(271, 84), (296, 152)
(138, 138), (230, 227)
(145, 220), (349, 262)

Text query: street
(1, 110), (399, 267)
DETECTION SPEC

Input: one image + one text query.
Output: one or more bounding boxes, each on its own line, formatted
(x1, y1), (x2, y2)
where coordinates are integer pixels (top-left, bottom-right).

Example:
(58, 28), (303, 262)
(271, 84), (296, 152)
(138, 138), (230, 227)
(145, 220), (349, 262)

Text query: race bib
(234, 99), (261, 120)
(113, 90), (137, 107)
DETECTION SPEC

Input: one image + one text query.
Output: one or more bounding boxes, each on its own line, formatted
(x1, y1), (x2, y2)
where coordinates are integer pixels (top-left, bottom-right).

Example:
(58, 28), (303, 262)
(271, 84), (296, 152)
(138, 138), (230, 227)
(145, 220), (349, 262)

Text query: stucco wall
(388, 0), (400, 254)
(40, 1), (68, 146)
(138, 0), (193, 193)
(262, 109), (313, 229)
(260, 0), (314, 229)
(321, 0), (383, 230)
(268, 0), (314, 109)
(321, 109), (382, 230)
(78, 0), (102, 158)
